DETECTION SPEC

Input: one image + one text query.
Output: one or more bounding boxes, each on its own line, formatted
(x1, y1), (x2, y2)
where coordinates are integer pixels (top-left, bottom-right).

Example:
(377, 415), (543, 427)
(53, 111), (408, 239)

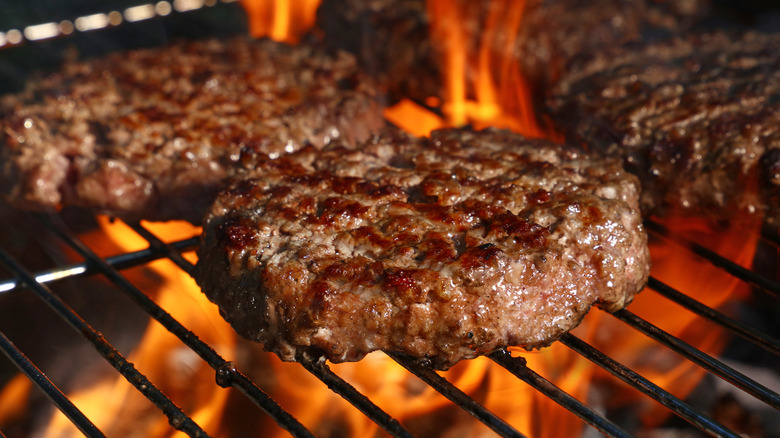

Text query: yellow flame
(43, 217), (234, 437)
(415, 0), (550, 139)
(241, 0), (322, 43)
(383, 99), (446, 137)
(0, 374), (32, 428)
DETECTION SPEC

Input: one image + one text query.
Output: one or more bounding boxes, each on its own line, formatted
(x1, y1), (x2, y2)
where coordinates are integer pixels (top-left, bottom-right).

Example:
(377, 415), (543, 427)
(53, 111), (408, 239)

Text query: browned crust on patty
(547, 30), (780, 225)
(0, 37), (384, 222)
(196, 128), (650, 369)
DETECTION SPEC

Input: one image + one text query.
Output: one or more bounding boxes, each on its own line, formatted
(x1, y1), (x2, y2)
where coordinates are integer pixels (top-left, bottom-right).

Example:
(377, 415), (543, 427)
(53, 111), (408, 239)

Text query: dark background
(0, 0), (249, 94)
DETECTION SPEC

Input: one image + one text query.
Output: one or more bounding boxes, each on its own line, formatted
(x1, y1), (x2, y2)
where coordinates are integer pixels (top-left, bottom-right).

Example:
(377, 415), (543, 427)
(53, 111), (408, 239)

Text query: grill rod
(0, 237), (197, 295)
(2, 212), (777, 437)
(612, 308), (780, 410)
(559, 333), (740, 438)
(645, 220), (780, 297)
(487, 349), (631, 438)
(40, 214), (316, 438)
(0, 246), (209, 437)
(0, 331), (104, 437)
(648, 277), (780, 356)
(387, 351), (525, 438)
(127, 221), (419, 438)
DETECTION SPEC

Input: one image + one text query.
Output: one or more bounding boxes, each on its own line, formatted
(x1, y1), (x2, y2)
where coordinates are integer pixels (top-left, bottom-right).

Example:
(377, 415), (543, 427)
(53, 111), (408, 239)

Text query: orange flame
(0, 1), (767, 437)
(39, 218), (239, 438)
(240, 0), (321, 43)
(5, 212), (755, 437)
(386, 0), (555, 139)
(569, 215), (761, 428)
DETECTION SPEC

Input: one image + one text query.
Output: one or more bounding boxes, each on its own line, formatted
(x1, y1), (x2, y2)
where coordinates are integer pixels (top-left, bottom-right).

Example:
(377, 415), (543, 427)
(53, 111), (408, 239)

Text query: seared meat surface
(0, 37), (384, 222)
(547, 31), (780, 225)
(316, 0), (439, 102)
(196, 128), (650, 369)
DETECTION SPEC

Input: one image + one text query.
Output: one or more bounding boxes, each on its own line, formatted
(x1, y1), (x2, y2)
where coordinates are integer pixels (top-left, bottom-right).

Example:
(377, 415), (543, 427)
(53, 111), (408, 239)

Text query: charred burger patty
(0, 37), (384, 222)
(196, 128), (650, 369)
(548, 31), (780, 225)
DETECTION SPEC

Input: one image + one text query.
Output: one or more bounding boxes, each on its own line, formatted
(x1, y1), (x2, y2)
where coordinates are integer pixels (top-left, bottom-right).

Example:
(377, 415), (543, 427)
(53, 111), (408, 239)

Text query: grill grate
(1, 1), (780, 435)
(0, 210), (778, 437)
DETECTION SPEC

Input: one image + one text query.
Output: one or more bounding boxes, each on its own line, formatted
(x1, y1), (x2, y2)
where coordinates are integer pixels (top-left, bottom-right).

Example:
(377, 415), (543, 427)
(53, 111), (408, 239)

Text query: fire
(240, 0), (321, 43)
(0, 1), (767, 437)
(39, 217), (240, 437)
(0, 212), (758, 436)
(596, 216), (761, 427)
(385, 0), (555, 138)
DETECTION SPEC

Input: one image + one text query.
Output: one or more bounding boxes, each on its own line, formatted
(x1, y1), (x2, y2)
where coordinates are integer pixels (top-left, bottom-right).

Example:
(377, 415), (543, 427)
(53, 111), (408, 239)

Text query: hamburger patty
(547, 31), (780, 225)
(0, 37), (384, 222)
(196, 128), (650, 369)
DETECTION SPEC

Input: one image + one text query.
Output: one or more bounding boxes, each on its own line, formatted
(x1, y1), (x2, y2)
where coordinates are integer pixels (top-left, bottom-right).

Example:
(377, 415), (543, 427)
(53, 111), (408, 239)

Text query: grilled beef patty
(0, 37), (384, 223)
(547, 31), (780, 225)
(316, 0), (439, 102)
(196, 128), (650, 369)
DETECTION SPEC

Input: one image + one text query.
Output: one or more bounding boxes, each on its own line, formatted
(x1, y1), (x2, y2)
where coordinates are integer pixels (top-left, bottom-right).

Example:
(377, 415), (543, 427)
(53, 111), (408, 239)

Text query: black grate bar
(39, 214), (316, 438)
(648, 277), (780, 356)
(211, 361), (317, 438)
(297, 354), (415, 438)
(128, 220), (413, 437)
(612, 308), (780, 410)
(0, 248), (209, 438)
(487, 349), (630, 438)
(386, 351), (526, 438)
(0, 331), (105, 438)
(762, 225), (780, 248)
(559, 333), (740, 438)
(0, 237), (197, 295)
(127, 222), (197, 277)
(645, 220), (780, 297)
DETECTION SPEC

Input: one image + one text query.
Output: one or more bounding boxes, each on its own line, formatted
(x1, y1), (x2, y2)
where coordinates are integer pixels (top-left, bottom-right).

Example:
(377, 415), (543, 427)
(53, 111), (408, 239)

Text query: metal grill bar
(487, 349), (630, 438)
(762, 226), (780, 248)
(39, 214), (315, 438)
(387, 351), (525, 438)
(559, 333), (740, 438)
(127, 222), (198, 277)
(0, 0), (240, 49)
(2, 209), (776, 437)
(0, 247), (209, 437)
(297, 355), (415, 438)
(645, 220), (780, 297)
(128, 218), (657, 438)
(648, 277), (780, 356)
(0, 237), (197, 295)
(612, 309), (780, 409)
(127, 220), (416, 437)
(0, 331), (104, 437)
